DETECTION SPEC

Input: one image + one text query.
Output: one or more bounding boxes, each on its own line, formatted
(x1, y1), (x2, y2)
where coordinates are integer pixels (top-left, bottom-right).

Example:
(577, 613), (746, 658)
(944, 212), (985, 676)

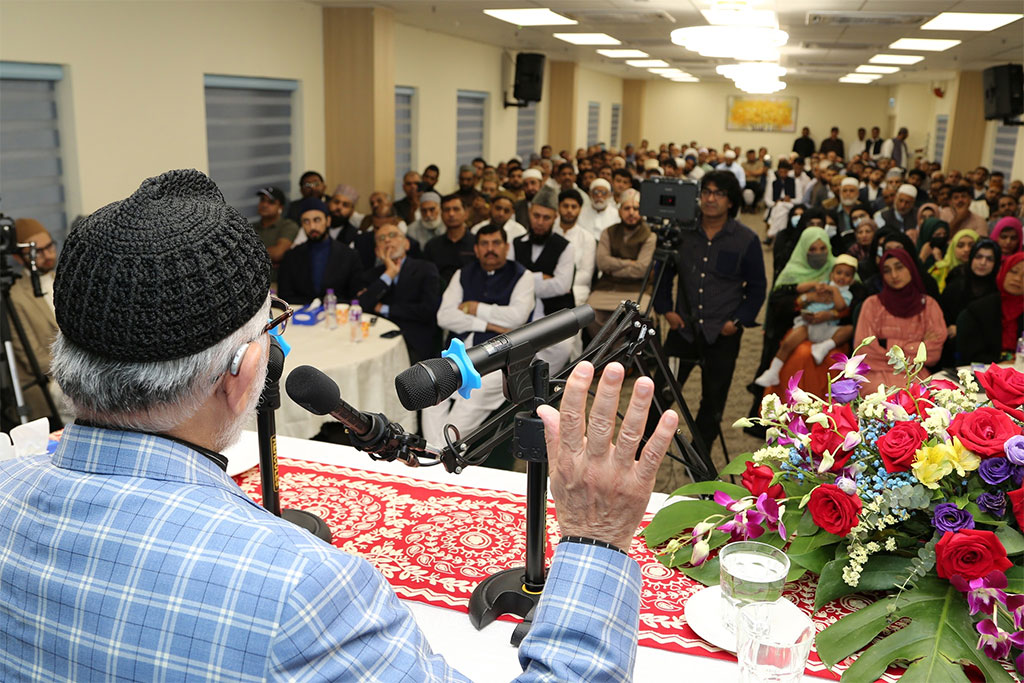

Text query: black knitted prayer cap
(54, 169), (271, 362)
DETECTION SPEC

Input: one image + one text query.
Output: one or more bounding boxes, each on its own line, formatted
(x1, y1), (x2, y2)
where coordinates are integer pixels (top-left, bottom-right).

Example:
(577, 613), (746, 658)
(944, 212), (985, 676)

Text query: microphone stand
(257, 337), (332, 542)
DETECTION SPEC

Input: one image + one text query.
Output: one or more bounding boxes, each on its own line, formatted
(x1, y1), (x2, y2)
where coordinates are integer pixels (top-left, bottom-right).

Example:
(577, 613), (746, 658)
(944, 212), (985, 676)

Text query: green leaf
(716, 453), (755, 477)
(964, 503), (1007, 526)
(818, 577), (1014, 682)
(814, 555), (916, 612)
(1007, 575), (1024, 593)
(788, 546), (833, 574)
(787, 565), (807, 582)
(668, 481), (750, 499)
(642, 500), (725, 547)
(995, 524), (1024, 555)
(680, 556), (720, 585)
(796, 509), (819, 536)
(781, 476), (817, 500)
(786, 531), (841, 557)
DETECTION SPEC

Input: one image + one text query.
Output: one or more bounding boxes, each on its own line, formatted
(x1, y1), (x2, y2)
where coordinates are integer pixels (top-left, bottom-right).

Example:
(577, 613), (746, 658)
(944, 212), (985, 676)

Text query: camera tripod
(0, 220), (62, 430)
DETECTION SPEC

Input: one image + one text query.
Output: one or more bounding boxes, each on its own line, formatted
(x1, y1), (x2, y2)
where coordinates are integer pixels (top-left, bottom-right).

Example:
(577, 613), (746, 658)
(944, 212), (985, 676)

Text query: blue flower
(932, 502), (975, 532)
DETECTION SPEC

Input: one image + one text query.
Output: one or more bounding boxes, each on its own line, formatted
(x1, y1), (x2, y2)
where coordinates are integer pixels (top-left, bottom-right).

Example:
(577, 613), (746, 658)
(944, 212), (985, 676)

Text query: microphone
(286, 364), (435, 467)
(395, 304), (594, 411)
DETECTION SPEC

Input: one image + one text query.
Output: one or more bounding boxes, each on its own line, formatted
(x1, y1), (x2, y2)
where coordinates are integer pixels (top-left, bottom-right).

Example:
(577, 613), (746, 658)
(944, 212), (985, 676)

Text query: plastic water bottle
(324, 289), (337, 329)
(349, 300), (362, 342)
(1016, 336), (1024, 372)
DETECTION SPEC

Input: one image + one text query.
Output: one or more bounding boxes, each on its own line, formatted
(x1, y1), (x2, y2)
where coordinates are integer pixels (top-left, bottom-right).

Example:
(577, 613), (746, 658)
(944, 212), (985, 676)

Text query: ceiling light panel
(700, 9), (779, 28)
(626, 59), (670, 68)
(597, 49), (649, 58)
(649, 68), (683, 75)
(482, 9), (577, 26)
(888, 38), (961, 52)
(841, 72), (881, 81)
(856, 65), (900, 74)
(553, 33), (621, 45)
(869, 54), (924, 65)
(921, 12), (1022, 32)
(839, 76), (875, 84)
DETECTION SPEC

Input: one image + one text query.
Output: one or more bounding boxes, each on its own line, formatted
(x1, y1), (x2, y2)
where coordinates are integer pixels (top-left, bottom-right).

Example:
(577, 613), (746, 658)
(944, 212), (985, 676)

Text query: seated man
(423, 194), (477, 290)
(250, 187), (298, 274)
(406, 190), (445, 248)
(555, 188), (597, 307)
(0, 168), (678, 681)
(277, 198), (362, 305)
(512, 186), (575, 373)
(471, 190), (526, 242)
(285, 170), (327, 222)
(578, 178), (619, 241)
(294, 183), (363, 247)
(4, 218), (63, 426)
(359, 191), (408, 236)
(357, 223), (441, 363)
(423, 224), (534, 446)
(587, 189), (657, 331)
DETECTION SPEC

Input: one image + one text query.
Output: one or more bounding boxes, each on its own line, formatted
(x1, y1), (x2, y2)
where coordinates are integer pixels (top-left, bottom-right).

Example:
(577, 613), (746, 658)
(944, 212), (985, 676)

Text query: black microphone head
(266, 337), (286, 384)
(572, 304), (596, 330)
(395, 358), (461, 411)
(285, 365), (340, 415)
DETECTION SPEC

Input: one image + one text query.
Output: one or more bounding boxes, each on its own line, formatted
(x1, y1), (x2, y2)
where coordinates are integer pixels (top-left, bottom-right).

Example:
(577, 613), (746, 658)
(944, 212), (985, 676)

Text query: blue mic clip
(441, 338), (481, 399)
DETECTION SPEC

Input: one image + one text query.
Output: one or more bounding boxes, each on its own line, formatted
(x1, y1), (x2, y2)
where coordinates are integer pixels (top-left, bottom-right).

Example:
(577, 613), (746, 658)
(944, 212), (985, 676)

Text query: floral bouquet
(644, 339), (1024, 680)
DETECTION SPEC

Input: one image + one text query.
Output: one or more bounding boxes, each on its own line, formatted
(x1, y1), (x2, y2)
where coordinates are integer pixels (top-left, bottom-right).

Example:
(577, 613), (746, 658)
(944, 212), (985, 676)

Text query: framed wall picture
(726, 95), (798, 132)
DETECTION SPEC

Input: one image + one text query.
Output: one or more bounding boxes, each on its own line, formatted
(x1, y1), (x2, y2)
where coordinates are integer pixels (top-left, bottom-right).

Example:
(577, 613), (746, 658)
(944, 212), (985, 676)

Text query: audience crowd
(7, 126), (1022, 456)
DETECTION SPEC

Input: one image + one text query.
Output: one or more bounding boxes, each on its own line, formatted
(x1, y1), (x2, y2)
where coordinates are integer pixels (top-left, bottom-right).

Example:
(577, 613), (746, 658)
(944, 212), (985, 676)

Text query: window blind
(516, 101), (536, 160)
(991, 123), (1019, 177)
(456, 90), (487, 168)
(610, 103), (621, 149)
(395, 86), (415, 197)
(587, 101), (600, 147)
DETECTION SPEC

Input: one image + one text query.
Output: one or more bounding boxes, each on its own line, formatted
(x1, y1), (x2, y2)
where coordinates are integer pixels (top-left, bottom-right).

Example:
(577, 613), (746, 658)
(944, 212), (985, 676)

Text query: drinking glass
(719, 541), (790, 632)
(736, 600), (815, 683)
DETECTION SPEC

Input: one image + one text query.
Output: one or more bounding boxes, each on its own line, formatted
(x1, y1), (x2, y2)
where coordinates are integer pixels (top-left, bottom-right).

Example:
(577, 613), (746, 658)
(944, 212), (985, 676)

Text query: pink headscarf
(991, 216), (1023, 254)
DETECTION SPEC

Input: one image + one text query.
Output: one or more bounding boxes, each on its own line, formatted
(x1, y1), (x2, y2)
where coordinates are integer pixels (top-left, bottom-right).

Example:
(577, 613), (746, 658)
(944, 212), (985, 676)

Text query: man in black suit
(277, 198), (362, 306)
(357, 223), (440, 363)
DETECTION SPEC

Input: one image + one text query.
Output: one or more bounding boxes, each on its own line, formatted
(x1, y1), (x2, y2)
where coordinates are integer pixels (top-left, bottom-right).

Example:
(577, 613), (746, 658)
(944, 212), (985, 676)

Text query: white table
(244, 317), (416, 438)
(224, 432), (817, 682)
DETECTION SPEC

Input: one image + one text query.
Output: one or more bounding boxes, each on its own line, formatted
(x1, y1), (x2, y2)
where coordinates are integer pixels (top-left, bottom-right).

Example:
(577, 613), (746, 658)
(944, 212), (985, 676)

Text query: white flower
(884, 537), (897, 551)
(842, 431), (862, 451)
(913, 342), (928, 364)
(804, 412), (829, 426)
(732, 416), (755, 429)
(921, 405), (951, 437)
(760, 393), (783, 420)
(957, 368), (980, 394)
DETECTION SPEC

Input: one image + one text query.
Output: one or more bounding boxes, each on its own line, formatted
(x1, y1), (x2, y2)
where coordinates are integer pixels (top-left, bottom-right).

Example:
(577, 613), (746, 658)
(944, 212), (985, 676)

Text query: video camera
(639, 177), (698, 251)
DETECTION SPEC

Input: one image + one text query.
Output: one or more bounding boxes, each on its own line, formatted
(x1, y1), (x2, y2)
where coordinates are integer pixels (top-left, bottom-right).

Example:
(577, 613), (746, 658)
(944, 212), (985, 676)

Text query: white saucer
(685, 584), (805, 653)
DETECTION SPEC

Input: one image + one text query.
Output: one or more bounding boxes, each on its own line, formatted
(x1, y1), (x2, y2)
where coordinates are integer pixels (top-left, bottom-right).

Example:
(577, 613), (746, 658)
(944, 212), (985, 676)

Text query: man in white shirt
(578, 178), (619, 241)
(715, 150), (746, 188)
(880, 128), (910, 169)
(470, 191), (527, 242)
(555, 189), (597, 308)
(423, 223), (535, 446)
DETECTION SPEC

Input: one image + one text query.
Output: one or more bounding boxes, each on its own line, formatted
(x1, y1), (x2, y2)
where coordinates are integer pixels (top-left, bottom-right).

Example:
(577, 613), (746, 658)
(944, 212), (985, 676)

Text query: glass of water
(736, 600), (815, 683)
(719, 541), (790, 632)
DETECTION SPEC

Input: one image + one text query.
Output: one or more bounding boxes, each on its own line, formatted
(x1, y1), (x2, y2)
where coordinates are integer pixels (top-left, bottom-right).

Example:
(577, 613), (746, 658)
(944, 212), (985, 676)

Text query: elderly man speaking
(0, 169), (678, 681)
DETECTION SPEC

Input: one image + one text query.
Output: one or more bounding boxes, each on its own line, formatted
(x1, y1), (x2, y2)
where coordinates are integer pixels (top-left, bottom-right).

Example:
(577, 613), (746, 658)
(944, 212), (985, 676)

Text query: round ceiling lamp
(670, 25), (788, 61)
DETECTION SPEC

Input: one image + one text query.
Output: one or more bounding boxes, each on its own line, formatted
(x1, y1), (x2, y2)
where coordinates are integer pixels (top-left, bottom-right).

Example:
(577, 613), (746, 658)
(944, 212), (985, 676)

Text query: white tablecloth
(245, 317), (416, 438)
(224, 432), (816, 682)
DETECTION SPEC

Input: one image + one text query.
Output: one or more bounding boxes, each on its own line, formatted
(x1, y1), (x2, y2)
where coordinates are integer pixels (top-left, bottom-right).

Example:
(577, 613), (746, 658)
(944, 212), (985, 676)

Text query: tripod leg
(1, 293), (62, 426)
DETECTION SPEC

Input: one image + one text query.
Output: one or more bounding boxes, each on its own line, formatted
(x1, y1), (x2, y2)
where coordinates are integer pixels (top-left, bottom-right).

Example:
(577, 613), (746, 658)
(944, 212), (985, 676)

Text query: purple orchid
(829, 378), (861, 404)
(829, 352), (870, 381)
(975, 618), (1024, 661)
(716, 508), (767, 541)
(777, 414), (810, 448)
(1007, 593), (1024, 630)
(951, 571), (1007, 615)
(755, 492), (788, 540)
(714, 490), (752, 512)
(1017, 651), (1024, 678)
(785, 370), (810, 405)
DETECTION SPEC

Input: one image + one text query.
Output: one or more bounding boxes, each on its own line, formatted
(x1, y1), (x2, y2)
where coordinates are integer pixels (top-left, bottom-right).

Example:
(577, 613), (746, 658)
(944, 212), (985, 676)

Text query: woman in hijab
(991, 216), (1023, 256)
(928, 227), (978, 293)
(956, 251), (1024, 364)
(916, 217), (949, 270)
(939, 238), (999, 366)
(773, 207), (826, 282)
(854, 249), (947, 392)
(848, 217), (879, 281)
(863, 229), (940, 299)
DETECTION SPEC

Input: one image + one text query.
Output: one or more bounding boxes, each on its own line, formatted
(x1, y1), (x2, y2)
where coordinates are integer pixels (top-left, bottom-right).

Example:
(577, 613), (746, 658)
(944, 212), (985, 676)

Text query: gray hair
(51, 296), (269, 432)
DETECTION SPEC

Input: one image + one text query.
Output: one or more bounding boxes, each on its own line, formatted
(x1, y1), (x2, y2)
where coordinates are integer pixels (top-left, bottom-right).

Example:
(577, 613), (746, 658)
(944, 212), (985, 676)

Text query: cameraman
(653, 171), (766, 454)
(4, 218), (62, 426)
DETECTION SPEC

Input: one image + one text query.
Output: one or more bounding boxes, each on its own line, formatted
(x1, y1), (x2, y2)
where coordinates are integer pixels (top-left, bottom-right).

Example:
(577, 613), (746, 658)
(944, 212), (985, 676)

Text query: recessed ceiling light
(626, 59), (670, 68)
(870, 54), (925, 65)
(482, 8), (577, 26)
(839, 75), (876, 84)
(597, 49), (649, 58)
(669, 75), (700, 82)
(921, 12), (1022, 32)
(856, 65), (900, 74)
(649, 68), (683, 75)
(889, 38), (961, 52)
(553, 33), (620, 45)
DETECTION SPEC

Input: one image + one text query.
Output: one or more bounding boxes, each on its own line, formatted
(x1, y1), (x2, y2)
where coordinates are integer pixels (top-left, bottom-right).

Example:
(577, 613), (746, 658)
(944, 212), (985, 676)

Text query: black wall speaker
(983, 64), (1023, 121)
(513, 53), (545, 103)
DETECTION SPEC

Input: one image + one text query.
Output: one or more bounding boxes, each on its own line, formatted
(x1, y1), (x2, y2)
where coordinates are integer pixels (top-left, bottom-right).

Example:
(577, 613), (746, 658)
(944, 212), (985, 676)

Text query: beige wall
(888, 83), (938, 157)
(574, 67), (624, 151)
(641, 80), (892, 162)
(0, 0), (325, 215)
(393, 22), (549, 193)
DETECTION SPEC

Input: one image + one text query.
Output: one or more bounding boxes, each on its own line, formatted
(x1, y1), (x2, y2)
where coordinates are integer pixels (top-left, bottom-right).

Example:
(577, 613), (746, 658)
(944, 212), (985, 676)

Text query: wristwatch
(731, 318), (742, 329)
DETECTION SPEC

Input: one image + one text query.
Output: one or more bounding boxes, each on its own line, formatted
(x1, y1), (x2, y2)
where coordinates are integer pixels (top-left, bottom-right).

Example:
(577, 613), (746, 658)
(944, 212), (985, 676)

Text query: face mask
(791, 215), (801, 228)
(825, 224), (837, 239)
(807, 252), (829, 269)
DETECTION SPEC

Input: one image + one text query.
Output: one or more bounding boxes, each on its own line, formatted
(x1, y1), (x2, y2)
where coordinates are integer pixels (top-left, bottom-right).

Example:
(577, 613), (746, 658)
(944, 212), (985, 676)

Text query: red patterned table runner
(235, 459), (899, 681)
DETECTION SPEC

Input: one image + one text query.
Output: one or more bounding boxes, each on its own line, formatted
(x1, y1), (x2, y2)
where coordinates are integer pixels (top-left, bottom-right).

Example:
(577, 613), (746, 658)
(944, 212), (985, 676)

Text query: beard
(422, 216), (443, 230)
(529, 228), (550, 244)
(841, 198), (857, 207)
(306, 230), (328, 242)
(592, 199), (607, 211)
(524, 188), (537, 201)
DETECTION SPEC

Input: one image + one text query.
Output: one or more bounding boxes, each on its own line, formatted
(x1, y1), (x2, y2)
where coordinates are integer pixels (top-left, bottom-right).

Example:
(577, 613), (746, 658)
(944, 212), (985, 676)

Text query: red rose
(948, 407), (1020, 458)
(978, 364), (1024, 422)
(928, 378), (960, 393)
(894, 384), (934, 417)
(809, 404), (859, 471)
(740, 461), (784, 499)
(876, 421), (928, 473)
(934, 529), (1013, 581)
(1009, 485), (1024, 532)
(807, 484), (863, 537)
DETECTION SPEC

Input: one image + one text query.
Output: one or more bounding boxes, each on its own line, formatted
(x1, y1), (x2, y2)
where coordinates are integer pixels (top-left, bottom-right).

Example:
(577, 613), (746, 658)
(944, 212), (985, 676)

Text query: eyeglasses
(264, 295), (293, 337)
(700, 188), (727, 199)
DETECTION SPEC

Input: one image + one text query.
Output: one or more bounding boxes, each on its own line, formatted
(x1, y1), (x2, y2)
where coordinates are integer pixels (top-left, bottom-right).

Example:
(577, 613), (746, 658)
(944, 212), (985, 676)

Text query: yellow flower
(911, 443), (955, 489)
(948, 437), (980, 476)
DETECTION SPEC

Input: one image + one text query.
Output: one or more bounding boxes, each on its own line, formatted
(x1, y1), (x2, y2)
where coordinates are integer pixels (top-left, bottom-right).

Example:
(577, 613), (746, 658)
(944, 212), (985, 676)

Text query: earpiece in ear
(229, 343), (249, 376)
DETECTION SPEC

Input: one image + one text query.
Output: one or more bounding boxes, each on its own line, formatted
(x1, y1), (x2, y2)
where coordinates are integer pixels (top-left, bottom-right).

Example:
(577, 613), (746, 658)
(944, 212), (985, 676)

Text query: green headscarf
(775, 227), (835, 288)
(928, 227), (979, 293)
(916, 217), (949, 250)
